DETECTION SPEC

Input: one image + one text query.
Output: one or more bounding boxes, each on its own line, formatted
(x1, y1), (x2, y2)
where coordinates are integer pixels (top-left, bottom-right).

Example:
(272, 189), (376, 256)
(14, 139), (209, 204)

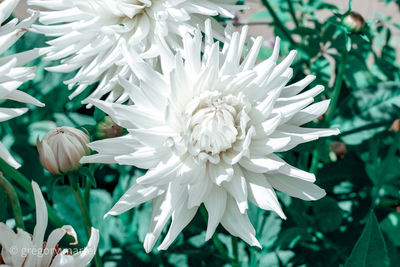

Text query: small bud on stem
(37, 127), (90, 175)
(344, 11), (365, 32)
(95, 116), (123, 139)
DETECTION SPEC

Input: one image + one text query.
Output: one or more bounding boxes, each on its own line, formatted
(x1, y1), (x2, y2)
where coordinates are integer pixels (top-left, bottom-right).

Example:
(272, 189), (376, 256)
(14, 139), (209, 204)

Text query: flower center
(183, 91), (250, 156)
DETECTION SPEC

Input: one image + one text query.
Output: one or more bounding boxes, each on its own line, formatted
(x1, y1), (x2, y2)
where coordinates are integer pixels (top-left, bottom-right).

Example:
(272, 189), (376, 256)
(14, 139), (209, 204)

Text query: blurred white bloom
(0, 181), (99, 266)
(28, 0), (243, 104)
(0, 0), (44, 169)
(81, 21), (339, 252)
(36, 126), (90, 175)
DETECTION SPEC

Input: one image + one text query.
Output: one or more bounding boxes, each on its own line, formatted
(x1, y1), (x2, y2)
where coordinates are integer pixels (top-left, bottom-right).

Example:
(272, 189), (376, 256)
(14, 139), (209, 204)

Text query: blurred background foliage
(1, 0), (400, 266)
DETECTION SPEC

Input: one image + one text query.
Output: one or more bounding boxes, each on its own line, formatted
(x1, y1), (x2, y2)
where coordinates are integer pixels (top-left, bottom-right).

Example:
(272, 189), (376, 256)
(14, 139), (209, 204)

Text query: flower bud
(344, 11), (365, 32)
(329, 142), (347, 161)
(36, 127), (90, 175)
(95, 116), (123, 139)
(390, 118), (400, 132)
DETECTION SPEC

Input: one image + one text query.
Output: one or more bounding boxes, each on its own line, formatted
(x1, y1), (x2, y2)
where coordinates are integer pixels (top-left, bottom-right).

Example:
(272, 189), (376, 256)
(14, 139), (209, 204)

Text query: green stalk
(310, 50), (348, 173)
(0, 158), (63, 227)
(286, 0), (299, 27)
(0, 173), (24, 230)
(84, 178), (91, 211)
(232, 236), (239, 266)
(71, 185), (103, 267)
(199, 206), (235, 264)
(325, 50), (349, 123)
(261, 0), (296, 46)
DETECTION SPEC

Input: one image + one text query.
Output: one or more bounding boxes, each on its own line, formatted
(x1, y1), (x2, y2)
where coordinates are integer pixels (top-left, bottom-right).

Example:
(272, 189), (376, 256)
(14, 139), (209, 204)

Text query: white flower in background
(0, 181), (99, 266)
(0, 0), (44, 169)
(27, 0), (243, 104)
(81, 21), (340, 252)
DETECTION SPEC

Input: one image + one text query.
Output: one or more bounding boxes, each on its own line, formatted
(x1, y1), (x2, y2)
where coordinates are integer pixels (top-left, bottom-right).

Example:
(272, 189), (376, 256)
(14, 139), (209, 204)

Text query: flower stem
(310, 49), (348, 173)
(286, 0), (299, 27)
(0, 172), (24, 230)
(261, 0), (296, 46)
(84, 177), (91, 211)
(71, 185), (102, 267)
(325, 50), (348, 123)
(232, 236), (239, 265)
(0, 158), (63, 228)
(199, 206), (235, 265)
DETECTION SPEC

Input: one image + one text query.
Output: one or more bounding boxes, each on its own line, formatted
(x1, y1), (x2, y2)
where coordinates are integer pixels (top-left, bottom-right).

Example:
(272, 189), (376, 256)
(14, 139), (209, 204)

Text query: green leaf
(259, 212), (282, 249)
(52, 186), (116, 254)
(258, 251), (295, 267)
(188, 231), (206, 248)
(345, 34), (352, 52)
(333, 82), (400, 145)
(79, 167), (97, 188)
(313, 197), (343, 232)
(27, 121), (57, 146)
(381, 212), (400, 247)
(168, 254), (188, 267)
(344, 212), (390, 267)
(53, 112), (96, 128)
(250, 11), (271, 20)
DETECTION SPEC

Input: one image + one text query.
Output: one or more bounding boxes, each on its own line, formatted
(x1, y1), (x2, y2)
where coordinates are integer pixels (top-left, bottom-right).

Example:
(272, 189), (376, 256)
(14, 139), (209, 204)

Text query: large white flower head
(0, 0), (44, 168)
(27, 0), (243, 104)
(81, 21), (340, 252)
(0, 181), (99, 266)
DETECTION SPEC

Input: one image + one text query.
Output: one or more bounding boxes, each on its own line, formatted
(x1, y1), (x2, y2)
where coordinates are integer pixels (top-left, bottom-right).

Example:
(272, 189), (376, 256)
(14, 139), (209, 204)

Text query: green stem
(310, 50), (349, 173)
(84, 178), (91, 211)
(0, 158), (63, 228)
(286, 0), (299, 27)
(0, 173), (24, 229)
(71, 185), (102, 267)
(261, 0), (296, 46)
(199, 206), (235, 264)
(232, 236), (239, 266)
(250, 250), (257, 267)
(325, 51), (348, 123)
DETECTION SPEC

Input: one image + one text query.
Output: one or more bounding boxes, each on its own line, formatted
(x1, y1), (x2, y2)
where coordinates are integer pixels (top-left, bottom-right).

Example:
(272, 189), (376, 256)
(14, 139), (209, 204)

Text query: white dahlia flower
(0, 181), (99, 266)
(0, 0), (44, 169)
(81, 21), (340, 252)
(27, 0), (243, 104)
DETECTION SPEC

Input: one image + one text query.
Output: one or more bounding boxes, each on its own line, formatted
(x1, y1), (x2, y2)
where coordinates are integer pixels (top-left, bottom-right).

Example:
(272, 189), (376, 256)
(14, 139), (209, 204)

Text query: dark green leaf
(344, 212), (390, 267)
(313, 197), (343, 232)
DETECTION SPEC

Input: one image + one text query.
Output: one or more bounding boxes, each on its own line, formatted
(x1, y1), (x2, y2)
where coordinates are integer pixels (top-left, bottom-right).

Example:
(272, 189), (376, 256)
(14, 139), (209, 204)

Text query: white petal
(267, 173), (326, 201)
(0, 141), (21, 168)
(221, 197), (261, 248)
(245, 170), (286, 219)
(31, 181), (48, 249)
(222, 165), (248, 214)
(158, 201), (197, 251)
(106, 184), (164, 217)
(239, 155), (285, 173)
(289, 100), (331, 126)
(204, 185), (227, 240)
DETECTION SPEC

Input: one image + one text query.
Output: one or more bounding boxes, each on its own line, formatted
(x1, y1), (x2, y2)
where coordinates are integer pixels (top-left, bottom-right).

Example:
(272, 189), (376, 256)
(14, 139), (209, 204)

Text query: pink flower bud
(36, 127), (90, 175)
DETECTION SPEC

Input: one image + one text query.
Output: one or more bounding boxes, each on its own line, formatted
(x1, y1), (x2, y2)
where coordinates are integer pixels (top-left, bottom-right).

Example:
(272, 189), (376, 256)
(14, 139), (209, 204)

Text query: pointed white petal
(267, 173), (326, 201)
